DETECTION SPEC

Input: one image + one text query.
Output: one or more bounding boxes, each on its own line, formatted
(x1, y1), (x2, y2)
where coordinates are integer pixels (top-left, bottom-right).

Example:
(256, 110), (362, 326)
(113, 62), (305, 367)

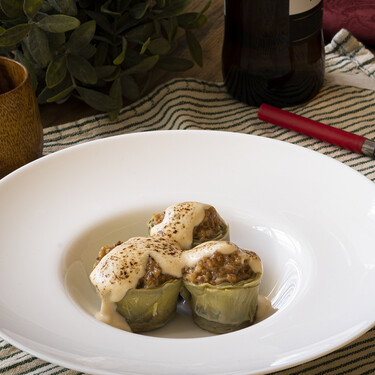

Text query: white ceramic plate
(1, 130), (375, 375)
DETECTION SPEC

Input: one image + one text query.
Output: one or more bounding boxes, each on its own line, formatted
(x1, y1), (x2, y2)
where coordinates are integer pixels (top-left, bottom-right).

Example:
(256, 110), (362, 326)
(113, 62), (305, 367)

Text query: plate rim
(1, 129), (375, 375)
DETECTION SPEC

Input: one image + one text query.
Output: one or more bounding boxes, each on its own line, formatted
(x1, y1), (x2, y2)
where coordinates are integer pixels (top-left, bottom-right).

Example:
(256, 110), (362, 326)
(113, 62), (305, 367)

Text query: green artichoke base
(183, 274), (261, 334)
(192, 314), (254, 334)
(116, 279), (182, 333)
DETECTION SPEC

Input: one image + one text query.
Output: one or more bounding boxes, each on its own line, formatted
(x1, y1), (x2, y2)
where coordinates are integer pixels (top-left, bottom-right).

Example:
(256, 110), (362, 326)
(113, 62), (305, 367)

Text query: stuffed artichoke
(90, 236), (183, 333)
(181, 241), (262, 334)
(148, 202), (229, 249)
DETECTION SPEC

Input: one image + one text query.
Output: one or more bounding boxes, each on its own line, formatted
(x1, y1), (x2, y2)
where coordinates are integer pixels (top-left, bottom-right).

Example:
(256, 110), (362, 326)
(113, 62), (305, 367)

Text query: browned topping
(92, 236), (181, 293)
(152, 212), (165, 225)
(193, 206), (227, 243)
(150, 205), (226, 244)
(136, 256), (175, 288)
(183, 250), (256, 285)
(94, 241), (123, 268)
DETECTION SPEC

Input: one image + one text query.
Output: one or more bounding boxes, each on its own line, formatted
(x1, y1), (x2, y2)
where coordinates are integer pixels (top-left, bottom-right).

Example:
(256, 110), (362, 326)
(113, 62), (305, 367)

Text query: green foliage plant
(0, 0), (210, 119)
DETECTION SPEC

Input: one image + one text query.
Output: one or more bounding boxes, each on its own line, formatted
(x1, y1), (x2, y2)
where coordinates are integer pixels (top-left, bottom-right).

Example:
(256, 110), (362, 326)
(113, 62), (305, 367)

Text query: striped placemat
(1, 28), (375, 375)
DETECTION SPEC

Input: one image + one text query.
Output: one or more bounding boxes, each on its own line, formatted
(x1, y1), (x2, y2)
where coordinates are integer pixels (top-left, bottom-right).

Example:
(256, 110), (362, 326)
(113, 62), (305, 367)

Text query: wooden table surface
(40, 0), (225, 128)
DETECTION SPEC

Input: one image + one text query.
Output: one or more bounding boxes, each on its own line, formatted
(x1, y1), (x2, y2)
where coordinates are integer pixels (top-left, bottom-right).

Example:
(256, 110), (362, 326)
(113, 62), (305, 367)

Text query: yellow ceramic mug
(0, 56), (43, 179)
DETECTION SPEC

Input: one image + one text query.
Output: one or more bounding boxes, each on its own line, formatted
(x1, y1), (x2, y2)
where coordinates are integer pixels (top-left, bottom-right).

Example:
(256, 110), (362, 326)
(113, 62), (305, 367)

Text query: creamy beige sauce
(90, 236), (184, 331)
(95, 296), (132, 331)
(182, 241), (262, 274)
(150, 202), (210, 249)
(90, 237), (263, 332)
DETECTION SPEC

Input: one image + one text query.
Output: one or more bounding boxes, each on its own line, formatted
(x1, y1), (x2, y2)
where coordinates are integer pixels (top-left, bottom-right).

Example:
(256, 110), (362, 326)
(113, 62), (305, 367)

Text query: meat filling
(94, 240), (123, 268)
(94, 242), (174, 289)
(136, 256), (175, 289)
(151, 206), (226, 243)
(183, 250), (256, 285)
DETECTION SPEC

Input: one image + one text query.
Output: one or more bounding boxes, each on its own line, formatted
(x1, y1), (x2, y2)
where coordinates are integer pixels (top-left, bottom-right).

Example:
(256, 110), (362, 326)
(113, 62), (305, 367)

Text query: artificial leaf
(66, 20), (96, 52)
(37, 14), (80, 33)
(108, 77), (123, 120)
(25, 26), (51, 67)
(76, 86), (120, 112)
(123, 55), (159, 75)
(156, 0), (166, 9)
(120, 73), (140, 101)
(103, 71), (120, 82)
(37, 74), (73, 104)
(67, 54), (97, 85)
(77, 44), (96, 59)
(66, 0), (77, 16)
(157, 56), (193, 71)
(178, 0), (210, 29)
(168, 16), (178, 42)
(153, 19), (162, 37)
(129, 0), (152, 20)
(178, 12), (206, 29)
(155, 0), (192, 19)
(94, 41), (108, 66)
(48, 0), (70, 14)
(85, 10), (112, 34)
(118, 0), (132, 13)
(78, 0), (91, 8)
(21, 40), (36, 65)
(46, 85), (74, 102)
(199, 0), (212, 16)
(95, 65), (117, 80)
(0, 24), (31, 47)
(47, 32), (65, 50)
(140, 37), (150, 55)
(113, 37), (127, 65)
(40, 2), (53, 12)
(0, 7), (7, 20)
(0, 0), (207, 117)
(186, 30), (202, 67)
(0, 0), (23, 19)
(116, 13), (140, 34)
(100, 0), (121, 16)
(46, 54), (67, 88)
(148, 37), (170, 55)
(23, 0), (43, 19)
(139, 70), (151, 97)
(125, 22), (154, 43)
(121, 47), (142, 68)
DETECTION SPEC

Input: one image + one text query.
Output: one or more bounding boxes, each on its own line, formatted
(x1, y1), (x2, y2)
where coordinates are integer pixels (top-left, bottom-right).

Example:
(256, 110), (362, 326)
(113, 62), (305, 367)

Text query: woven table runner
(1, 29), (375, 375)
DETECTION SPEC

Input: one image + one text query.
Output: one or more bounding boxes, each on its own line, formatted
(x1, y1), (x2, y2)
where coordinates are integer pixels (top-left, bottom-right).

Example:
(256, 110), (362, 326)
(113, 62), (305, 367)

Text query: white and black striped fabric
(1, 29), (375, 375)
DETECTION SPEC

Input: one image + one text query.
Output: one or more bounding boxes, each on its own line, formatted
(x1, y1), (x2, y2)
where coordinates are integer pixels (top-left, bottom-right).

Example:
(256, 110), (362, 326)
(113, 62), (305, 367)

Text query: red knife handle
(258, 103), (366, 154)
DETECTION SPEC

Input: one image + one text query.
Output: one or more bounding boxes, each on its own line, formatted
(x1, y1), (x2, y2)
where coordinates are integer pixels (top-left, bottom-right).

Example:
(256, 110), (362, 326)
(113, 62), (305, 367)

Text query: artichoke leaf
(117, 279), (182, 332)
(183, 274), (261, 334)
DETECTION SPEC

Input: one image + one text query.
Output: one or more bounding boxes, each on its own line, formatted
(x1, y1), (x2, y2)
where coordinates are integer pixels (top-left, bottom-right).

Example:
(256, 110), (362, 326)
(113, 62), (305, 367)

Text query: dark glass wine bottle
(222, 0), (325, 107)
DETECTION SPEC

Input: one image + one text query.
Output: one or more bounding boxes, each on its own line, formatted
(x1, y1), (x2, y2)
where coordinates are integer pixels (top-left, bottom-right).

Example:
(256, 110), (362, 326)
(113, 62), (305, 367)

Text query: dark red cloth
(323, 0), (375, 45)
